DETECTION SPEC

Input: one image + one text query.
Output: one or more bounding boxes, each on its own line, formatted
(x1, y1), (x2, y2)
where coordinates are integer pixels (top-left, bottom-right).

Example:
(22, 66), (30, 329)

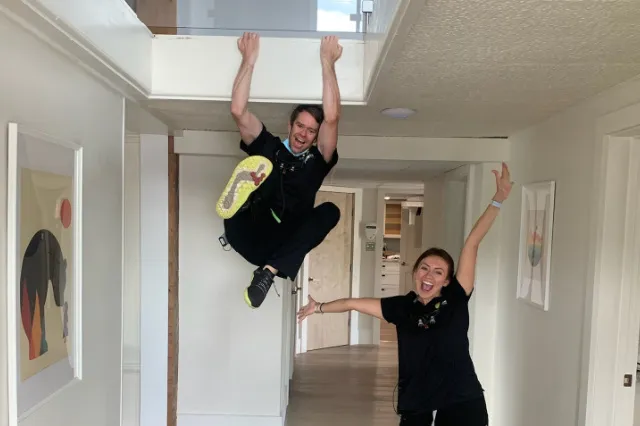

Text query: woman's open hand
(297, 295), (317, 323)
(492, 162), (512, 203)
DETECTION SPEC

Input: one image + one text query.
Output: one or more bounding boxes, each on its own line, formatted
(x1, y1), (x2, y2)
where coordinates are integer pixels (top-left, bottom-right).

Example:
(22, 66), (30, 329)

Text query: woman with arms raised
(297, 163), (512, 426)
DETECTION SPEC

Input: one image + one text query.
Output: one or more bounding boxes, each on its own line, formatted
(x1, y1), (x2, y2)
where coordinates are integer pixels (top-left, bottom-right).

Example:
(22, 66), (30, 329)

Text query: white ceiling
(325, 158), (464, 184)
(145, 0), (640, 138)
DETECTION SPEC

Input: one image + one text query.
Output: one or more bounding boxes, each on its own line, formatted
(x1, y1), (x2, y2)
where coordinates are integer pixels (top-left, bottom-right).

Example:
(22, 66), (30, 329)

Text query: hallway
(286, 343), (400, 426)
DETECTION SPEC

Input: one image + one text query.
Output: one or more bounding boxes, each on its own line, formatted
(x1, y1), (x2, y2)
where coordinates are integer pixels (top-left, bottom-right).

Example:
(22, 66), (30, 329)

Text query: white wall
(440, 169), (470, 345)
(494, 108), (592, 426)
(491, 76), (640, 426)
(421, 177), (445, 249)
(22, 0), (153, 92)
(122, 109), (168, 426)
(178, 155), (288, 426)
(122, 137), (141, 426)
(123, 137), (141, 367)
(363, 0), (402, 92)
(356, 189), (378, 344)
(465, 162), (502, 420)
(151, 36), (365, 103)
(138, 135), (169, 426)
(442, 178), (467, 268)
(176, 130), (510, 163)
(0, 9), (125, 426)
(125, 100), (171, 135)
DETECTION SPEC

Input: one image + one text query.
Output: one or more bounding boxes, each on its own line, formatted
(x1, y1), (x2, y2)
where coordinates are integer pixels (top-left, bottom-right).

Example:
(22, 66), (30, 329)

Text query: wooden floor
(380, 320), (398, 343)
(286, 343), (400, 426)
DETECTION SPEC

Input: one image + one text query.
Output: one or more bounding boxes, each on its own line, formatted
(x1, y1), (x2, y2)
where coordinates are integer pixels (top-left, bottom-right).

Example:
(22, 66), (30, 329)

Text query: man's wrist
(320, 58), (336, 68)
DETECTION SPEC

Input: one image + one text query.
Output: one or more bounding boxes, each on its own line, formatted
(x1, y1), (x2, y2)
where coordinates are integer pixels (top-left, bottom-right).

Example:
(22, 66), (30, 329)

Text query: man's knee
(317, 202), (341, 226)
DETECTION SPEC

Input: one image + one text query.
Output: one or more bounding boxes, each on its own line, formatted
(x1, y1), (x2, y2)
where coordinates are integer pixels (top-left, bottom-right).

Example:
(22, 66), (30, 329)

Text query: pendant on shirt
(417, 299), (448, 329)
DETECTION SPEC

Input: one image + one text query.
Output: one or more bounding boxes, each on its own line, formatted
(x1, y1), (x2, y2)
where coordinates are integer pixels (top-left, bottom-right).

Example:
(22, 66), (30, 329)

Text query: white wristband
(491, 200), (502, 208)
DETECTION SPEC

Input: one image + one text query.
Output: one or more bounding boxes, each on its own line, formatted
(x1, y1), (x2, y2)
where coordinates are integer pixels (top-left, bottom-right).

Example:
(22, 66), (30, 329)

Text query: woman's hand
(297, 295), (317, 323)
(492, 162), (512, 203)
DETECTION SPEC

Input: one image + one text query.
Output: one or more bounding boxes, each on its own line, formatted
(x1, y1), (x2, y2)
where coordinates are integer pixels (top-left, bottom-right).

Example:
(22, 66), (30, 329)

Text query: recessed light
(380, 108), (416, 119)
(384, 196), (391, 200)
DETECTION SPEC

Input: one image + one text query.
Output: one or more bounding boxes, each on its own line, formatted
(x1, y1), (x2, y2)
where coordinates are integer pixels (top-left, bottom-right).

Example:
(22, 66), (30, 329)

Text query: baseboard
(178, 413), (284, 426)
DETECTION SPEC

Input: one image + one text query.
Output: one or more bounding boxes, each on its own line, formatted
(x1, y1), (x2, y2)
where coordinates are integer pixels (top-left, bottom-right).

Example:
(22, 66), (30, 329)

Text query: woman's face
(414, 255), (450, 303)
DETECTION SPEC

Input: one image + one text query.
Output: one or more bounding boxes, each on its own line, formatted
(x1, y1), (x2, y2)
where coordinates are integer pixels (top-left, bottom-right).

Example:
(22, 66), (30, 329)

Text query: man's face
(287, 111), (320, 153)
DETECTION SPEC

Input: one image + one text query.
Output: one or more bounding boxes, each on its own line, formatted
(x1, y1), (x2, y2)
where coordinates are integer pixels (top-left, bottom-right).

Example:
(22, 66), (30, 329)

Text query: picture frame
(516, 180), (556, 311)
(5, 122), (83, 421)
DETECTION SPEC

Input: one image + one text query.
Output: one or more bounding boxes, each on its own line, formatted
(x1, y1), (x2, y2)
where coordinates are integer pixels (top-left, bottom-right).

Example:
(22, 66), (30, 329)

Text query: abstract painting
(19, 169), (73, 380)
(516, 181), (556, 311)
(6, 123), (83, 417)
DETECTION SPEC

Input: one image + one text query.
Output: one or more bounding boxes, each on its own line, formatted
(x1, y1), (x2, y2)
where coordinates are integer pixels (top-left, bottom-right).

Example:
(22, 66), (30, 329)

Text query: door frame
(373, 185), (425, 346)
(296, 185), (363, 354)
(582, 102), (640, 426)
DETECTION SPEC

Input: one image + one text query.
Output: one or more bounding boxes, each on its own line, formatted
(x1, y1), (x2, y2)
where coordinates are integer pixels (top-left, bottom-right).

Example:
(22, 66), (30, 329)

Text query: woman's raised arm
(456, 162), (512, 295)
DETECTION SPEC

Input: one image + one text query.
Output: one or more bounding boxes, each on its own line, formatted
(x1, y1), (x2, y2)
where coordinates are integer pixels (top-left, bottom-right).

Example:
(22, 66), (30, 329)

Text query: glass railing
(128, 0), (366, 38)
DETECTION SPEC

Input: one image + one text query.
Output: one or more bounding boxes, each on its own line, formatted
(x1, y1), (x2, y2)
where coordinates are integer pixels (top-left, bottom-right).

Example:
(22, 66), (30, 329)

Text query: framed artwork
(516, 180), (556, 311)
(6, 122), (83, 420)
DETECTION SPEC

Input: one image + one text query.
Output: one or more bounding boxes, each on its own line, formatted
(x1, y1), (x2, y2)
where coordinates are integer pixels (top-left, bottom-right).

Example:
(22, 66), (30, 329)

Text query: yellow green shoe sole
(216, 155), (273, 219)
(243, 287), (257, 309)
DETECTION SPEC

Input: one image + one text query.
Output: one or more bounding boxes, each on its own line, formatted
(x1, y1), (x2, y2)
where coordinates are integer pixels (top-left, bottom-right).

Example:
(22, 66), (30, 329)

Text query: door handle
(309, 277), (319, 282)
(291, 285), (301, 295)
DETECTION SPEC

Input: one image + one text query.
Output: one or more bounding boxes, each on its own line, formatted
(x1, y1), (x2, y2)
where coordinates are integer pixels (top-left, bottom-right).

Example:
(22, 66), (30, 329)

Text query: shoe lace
(255, 277), (272, 295)
(254, 271), (280, 297)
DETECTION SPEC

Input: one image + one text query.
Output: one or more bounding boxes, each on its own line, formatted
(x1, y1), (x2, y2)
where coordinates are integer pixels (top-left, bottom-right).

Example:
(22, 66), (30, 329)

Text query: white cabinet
(381, 260), (400, 296)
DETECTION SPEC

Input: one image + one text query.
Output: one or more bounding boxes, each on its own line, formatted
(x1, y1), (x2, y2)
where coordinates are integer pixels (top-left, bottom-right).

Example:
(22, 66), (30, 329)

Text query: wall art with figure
(19, 168), (73, 380)
(516, 181), (556, 311)
(7, 123), (82, 417)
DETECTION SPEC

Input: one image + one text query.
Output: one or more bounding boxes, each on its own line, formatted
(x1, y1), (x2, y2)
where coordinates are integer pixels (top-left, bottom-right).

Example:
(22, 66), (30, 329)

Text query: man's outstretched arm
(317, 36), (342, 163)
(231, 32), (263, 145)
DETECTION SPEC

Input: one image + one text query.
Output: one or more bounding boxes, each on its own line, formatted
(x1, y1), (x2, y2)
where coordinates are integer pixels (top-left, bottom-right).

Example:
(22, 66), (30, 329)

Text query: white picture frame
(6, 122), (83, 422)
(516, 180), (556, 311)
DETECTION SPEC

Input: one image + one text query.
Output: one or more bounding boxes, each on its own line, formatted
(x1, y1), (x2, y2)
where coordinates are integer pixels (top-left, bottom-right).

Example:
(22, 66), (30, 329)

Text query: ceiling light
(380, 108), (416, 119)
(384, 196), (390, 200)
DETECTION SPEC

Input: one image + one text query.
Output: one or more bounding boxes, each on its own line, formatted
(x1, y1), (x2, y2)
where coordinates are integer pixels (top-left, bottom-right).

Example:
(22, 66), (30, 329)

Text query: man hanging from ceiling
(215, 32), (343, 309)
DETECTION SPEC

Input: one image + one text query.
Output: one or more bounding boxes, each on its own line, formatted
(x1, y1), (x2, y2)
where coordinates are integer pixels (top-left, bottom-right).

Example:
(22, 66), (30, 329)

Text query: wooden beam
(167, 136), (179, 426)
(136, 0), (177, 35)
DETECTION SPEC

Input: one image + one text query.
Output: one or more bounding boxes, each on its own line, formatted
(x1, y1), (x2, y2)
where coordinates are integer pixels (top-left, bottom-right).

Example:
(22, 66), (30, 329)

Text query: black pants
(223, 201), (340, 280)
(399, 397), (488, 426)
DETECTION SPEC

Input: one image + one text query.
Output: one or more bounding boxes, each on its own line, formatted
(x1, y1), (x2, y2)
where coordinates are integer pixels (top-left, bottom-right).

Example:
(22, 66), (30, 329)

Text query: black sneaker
(244, 267), (275, 308)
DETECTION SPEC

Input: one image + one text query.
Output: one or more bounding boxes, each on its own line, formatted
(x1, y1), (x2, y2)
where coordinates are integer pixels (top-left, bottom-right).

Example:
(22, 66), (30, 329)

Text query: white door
(306, 191), (354, 351)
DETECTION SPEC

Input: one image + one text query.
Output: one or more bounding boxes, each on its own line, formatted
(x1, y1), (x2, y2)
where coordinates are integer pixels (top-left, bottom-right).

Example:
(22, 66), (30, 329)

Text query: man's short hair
(289, 104), (324, 127)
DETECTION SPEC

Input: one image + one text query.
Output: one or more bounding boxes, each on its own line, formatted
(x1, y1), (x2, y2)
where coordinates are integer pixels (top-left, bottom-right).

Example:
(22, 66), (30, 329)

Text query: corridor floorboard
(286, 343), (400, 426)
